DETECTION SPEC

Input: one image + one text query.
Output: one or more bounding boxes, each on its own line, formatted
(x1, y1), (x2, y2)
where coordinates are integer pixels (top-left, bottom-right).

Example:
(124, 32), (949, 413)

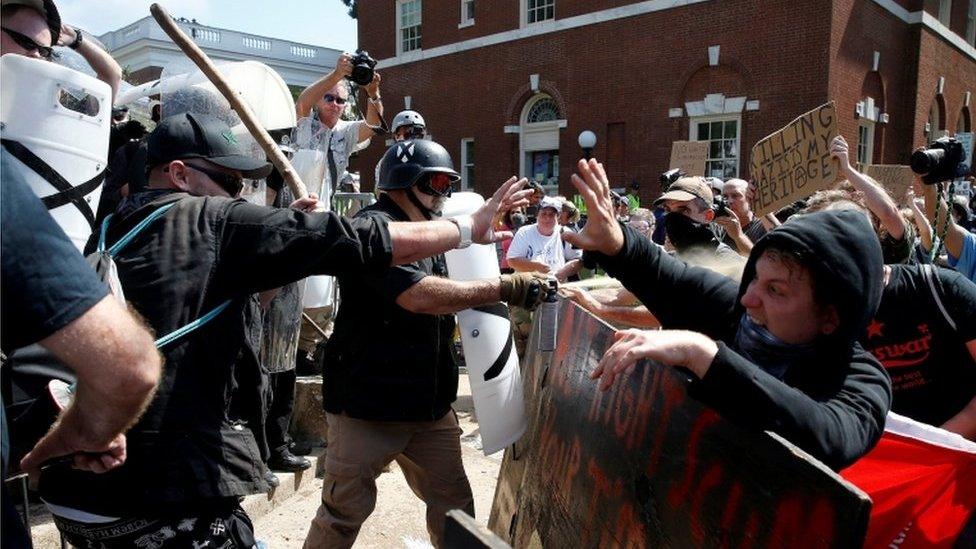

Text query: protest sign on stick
(669, 141), (708, 177)
(750, 102), (839, 216)
(863, 165), (914, 206)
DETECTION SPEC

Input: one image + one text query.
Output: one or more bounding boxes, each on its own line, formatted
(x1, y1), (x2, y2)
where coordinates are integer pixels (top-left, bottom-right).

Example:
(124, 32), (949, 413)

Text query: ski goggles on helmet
(417, 172), (456, 198)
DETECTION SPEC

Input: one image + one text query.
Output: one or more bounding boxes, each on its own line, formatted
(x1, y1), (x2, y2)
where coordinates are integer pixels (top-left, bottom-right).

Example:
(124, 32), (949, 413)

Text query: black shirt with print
(865, 265), (976, 426)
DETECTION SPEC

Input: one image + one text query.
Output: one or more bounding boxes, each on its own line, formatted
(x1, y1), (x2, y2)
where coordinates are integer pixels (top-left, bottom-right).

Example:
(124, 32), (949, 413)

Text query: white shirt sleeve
(506, 227), (532, 260)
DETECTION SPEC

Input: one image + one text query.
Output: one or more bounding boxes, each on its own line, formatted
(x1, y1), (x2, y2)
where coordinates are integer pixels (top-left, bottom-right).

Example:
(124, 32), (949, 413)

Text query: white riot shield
(442, 193), (528, 454)
(290, 117), (334, 308)
(116, 60), (296, 131)
(0, 55), (111, 252)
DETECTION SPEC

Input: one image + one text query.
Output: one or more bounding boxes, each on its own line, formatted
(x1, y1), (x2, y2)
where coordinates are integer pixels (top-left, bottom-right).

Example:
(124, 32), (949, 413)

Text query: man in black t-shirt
(865, 265), (976, 439)
(307, 140), (550, 548)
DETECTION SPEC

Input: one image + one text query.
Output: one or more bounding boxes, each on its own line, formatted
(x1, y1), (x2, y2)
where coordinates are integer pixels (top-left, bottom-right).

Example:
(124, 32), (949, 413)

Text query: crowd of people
(1, 0), (975, 547)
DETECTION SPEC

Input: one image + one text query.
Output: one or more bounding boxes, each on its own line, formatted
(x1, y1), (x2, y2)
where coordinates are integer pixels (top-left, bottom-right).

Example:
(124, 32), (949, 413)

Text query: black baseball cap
(147, 112), (272, 179)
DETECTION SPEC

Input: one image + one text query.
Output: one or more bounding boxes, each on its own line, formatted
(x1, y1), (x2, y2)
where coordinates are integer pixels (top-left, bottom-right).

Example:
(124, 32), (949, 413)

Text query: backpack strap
(98, 203), (177, 256)
(921, 264), (957, 332)
(97, 202), (231, 348)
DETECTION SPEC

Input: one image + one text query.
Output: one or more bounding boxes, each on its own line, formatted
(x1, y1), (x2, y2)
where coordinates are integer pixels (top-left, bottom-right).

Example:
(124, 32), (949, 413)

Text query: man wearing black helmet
(305, 139), (549, 549)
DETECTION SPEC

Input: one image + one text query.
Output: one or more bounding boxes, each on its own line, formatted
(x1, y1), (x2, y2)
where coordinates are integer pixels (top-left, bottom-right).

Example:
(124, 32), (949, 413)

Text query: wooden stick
(149, 3), (308, 199)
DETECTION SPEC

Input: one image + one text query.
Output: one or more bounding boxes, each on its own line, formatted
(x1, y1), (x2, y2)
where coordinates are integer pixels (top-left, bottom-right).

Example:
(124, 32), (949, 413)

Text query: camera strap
(929, 183), (953, 261)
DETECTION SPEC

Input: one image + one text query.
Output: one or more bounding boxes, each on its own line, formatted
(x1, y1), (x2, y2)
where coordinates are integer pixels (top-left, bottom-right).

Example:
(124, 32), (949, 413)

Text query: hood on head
(737, 210), (884, 344)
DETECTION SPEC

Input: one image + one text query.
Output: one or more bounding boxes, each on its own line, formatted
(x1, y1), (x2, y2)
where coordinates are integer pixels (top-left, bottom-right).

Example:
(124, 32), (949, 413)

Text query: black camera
(713, 195), (732, 217)
(659, 168), (685, 192)
(910, 136), (970, 185)
(348, 49), (377, 86)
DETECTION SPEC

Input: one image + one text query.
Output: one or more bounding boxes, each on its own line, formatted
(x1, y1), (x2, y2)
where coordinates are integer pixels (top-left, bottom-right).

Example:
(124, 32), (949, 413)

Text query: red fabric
(841, 430), (976, 548)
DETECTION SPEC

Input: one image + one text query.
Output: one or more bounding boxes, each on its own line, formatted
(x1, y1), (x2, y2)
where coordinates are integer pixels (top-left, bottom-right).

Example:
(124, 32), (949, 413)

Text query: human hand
(499, 272), (553, 310)
(21, 428), (127, 476)
(830, 135), (853, 174)
(366, 71), (381, 98)
(56, 25), (77, 47)
(290, 192), (326, 213)
(713, 209), (742, 238)
(471, 177), (531, 244)
(333, 53), (353, 78)
(589, 329), (718, 391)
(560, 286), (602, 313)
(562, 159), (625, 256)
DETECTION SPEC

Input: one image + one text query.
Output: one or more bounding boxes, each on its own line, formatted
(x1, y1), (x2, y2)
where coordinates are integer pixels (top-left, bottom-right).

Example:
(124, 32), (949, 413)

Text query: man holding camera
(717, 178), (768, 256)
(295, 52), (385, 372)
(654, 177), (743, 270)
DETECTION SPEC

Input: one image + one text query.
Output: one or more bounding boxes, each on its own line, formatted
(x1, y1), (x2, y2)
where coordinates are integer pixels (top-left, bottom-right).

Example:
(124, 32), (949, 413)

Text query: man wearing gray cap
(655, 176), (743, 269)
(37, 112), (529, 548)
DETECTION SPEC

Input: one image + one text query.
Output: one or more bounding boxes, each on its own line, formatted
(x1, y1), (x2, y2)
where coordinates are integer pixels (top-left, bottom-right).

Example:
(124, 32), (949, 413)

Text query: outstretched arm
(58, 26), (122, 101)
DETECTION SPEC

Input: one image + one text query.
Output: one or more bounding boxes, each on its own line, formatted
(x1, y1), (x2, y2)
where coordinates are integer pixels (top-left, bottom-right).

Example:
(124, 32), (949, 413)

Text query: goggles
(418, 172), (456, 198)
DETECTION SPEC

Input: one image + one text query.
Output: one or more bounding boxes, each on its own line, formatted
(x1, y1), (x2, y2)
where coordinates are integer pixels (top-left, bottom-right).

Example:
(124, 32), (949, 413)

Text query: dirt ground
(252, 409), (503, 549)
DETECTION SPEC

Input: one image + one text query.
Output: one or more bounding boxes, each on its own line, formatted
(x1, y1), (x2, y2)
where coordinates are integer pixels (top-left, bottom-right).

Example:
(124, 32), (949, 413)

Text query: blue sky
(58, 0), (359, 52)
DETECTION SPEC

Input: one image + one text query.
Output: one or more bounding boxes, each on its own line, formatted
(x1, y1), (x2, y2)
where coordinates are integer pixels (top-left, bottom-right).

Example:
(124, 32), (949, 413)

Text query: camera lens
(910, 148), (945, 175)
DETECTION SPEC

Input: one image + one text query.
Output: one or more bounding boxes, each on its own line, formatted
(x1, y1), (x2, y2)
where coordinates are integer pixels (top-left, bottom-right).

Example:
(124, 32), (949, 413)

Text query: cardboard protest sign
(489, 298), (871, 547)
(669, 141), (708, 177)
(750, 102), (839, 216)
(863, 165), (914, 205)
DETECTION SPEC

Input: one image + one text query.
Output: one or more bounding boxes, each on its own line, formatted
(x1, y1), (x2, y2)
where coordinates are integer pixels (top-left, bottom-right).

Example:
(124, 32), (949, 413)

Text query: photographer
(564, 158), (891, 470)
(717, 178), (767, 257)
(295, 51), (384, 196)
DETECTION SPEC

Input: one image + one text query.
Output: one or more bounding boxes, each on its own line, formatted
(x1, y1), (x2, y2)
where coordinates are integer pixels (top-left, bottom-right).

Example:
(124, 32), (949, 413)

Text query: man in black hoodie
(564, 158), (892, 470)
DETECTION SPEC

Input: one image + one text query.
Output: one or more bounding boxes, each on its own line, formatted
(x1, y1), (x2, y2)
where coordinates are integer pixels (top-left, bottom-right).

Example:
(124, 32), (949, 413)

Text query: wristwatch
(68, 27), (83, 50)
(448, 216), (473, 249)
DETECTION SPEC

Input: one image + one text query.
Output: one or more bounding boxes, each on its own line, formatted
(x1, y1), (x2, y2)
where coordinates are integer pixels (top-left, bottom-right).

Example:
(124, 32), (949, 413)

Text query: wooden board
(669, 141), (708, 177)
(488, 298), (871, 547)
(750, 102), (839, 216)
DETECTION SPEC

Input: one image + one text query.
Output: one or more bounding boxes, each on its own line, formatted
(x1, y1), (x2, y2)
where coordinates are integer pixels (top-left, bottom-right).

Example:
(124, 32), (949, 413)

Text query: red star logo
(867, 320), (884, 339)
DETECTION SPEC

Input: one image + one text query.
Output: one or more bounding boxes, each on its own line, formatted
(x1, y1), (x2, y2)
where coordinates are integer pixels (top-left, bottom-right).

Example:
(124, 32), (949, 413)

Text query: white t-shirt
(314, 119), (369, 197)
(506, 224), (581, 272)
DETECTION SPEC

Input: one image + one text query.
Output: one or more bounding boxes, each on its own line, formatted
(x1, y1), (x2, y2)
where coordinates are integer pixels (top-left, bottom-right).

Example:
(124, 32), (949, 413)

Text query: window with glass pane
(695, 118), (739, 179)
(527, 0), (555, 24)
(462, 0), (474, 23)
(526, 97), (560, 123)
(462, 139), (475, 189)
(857, 123), (873, 165)
(400, 0), (422, 52)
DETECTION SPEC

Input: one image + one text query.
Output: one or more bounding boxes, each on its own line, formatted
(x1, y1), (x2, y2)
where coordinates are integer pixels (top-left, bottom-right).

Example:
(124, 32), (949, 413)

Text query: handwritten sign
(750, 102), (839, 216)
(670, 141), (708, 177)
(489, 299), (870, 547)
(863, 165), (914, 206)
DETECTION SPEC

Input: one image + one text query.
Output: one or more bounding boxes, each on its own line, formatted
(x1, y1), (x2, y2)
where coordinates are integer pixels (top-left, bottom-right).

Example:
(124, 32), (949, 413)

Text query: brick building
(356, 0), (976, 202)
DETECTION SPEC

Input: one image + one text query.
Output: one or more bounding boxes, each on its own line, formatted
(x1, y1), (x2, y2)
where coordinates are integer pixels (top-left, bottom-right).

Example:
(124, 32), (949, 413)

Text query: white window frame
(519, 94), (566, 193)
(521, 0), (555, 28)
(459, 0), (475, 28)
(857, 120), (876, 166)
(397, 0), (423, 55)
(939, 0), (953, 26)
(689, 114), (742, 179)
(460, 138), (475, 190)
(967, 0), (976, 45)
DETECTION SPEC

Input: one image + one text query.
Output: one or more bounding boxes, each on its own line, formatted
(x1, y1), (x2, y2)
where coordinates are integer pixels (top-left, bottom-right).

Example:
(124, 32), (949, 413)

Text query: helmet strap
(407, 187), (437, 220)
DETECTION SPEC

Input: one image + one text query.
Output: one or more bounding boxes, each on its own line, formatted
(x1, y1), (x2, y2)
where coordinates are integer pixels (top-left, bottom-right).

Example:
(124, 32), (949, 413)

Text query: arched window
(525, 96), (560, 123)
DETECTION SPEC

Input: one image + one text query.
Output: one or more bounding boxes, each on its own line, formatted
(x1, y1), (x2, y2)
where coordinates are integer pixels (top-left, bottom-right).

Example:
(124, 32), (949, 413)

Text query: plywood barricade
(488, 298), (871, 547)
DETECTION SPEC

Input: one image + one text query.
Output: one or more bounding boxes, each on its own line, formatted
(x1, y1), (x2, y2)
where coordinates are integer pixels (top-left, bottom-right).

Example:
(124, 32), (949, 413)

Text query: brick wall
(356, 0), (976, 200)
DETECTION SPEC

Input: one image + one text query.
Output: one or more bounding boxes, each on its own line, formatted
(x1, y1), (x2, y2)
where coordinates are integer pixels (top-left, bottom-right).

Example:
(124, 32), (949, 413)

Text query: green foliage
(339, 0), (357, 18)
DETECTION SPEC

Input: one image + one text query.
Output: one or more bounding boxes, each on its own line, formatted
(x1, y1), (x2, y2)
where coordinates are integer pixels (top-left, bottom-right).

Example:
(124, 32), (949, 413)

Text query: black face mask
(664, 212), (715, 250)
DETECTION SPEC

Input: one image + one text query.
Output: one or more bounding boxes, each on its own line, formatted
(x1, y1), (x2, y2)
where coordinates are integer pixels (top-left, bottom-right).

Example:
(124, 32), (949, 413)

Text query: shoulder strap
(98, 203), (177, 256)
(96, 201), (230, 348)
(921, 264), (957, 331)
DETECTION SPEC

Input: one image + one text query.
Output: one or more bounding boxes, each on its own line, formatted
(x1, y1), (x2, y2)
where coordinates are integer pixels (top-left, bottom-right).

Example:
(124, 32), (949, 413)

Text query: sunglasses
(323, 94), (348, 106)
(1, 27), (53, 59)
(419, 173), (456, 198)
(183, 163), (245, 197)
(396, 125), (427, 140)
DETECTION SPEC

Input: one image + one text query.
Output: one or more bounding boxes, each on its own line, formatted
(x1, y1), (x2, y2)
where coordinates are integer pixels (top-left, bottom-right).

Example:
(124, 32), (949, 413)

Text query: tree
(339, 0), (357, 18)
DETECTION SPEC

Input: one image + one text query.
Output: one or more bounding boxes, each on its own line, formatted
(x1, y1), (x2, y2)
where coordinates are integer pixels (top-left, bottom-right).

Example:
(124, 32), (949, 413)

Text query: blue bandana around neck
(732, 314), (816, 380)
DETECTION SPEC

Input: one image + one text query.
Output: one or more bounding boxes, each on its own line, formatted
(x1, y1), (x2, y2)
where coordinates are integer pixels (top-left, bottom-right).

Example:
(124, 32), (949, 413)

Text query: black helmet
(377, 139), (460, 191)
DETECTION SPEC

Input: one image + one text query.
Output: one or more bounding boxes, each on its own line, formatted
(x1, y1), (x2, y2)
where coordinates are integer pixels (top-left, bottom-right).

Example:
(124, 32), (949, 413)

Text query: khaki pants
(304, 411), (474, 549)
